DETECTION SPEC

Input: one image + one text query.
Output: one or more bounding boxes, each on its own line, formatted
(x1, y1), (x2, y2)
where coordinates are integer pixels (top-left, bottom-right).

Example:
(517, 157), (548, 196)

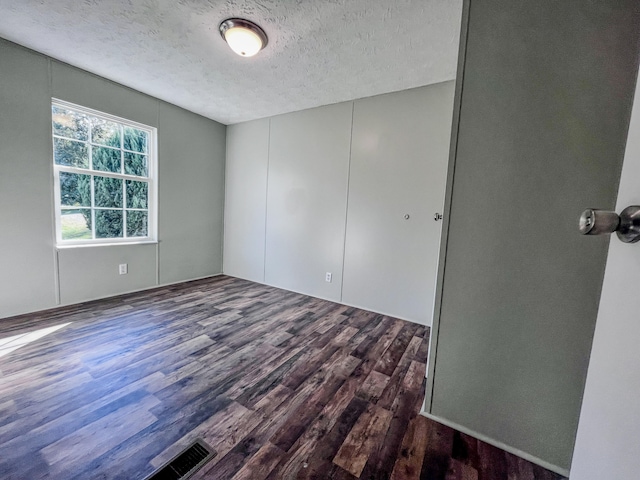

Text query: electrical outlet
(325, 272), (332, 283)
(119, 264), (128, 275)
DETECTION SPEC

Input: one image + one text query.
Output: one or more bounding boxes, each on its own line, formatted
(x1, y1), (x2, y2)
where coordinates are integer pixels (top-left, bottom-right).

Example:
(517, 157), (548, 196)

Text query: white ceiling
(0, 0), (462, 125)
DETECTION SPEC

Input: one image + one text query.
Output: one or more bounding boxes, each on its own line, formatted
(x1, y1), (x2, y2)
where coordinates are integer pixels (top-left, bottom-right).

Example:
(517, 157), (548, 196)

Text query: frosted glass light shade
(224, 27), (263, 57)
(219, 19), (268, 58)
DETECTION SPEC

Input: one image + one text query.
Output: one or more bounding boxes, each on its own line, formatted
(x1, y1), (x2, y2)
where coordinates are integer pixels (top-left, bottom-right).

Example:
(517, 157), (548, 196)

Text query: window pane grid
(88, 120), (93, 172)
(61, 206), (147, 210)
(57, 166), (150, 182)
(122, 175), (127, 238)
(52, 100), (155, 244)
(53, 135), (91, 144)
(54, 135), (147, 156)
(90, 174), (96, 240)
(53, 139), (148, 178)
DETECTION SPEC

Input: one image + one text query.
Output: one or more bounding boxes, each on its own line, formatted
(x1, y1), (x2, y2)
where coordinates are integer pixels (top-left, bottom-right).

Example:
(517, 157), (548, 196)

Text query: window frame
(52, 99), (158, 247)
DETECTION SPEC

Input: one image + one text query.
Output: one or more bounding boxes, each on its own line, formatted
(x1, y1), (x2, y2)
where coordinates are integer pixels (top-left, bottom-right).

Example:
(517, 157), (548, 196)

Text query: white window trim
(52, 99), (158, 247)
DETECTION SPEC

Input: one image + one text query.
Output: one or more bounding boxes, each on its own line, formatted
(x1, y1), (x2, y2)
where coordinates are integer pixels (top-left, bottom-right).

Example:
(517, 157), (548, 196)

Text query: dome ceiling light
(219, 18), (268, 58)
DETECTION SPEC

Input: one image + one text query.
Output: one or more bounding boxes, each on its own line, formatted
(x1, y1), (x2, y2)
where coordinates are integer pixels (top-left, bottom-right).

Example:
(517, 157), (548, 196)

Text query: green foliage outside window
(53, 103), (153, 242)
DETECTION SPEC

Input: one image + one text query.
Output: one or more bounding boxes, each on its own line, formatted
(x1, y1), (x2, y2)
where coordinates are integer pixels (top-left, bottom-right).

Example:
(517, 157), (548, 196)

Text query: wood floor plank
(477, 441), (509, 480)
(374, 324), (419, 376)
(420, 415), (456, 480)
(0, 276), (567, 480)
(224, 346), (304, 400)
(149, 400), (249, 469)
(269, 373), (345, 452)
(356, 370), (390, 403)
(230, 442), (285, 480)
(446, 459), (480, 480)
(389, 414), (430, 479)
(41, 394), (159, 472)
(358, 361), (425, 479)
(192, 373), (324, 480)
(294, 396), (369, 480)
(269, 375), (370, 479)
(333, 403), (393, 477)
(505, 455), (535, 480)
(253, 384), (293, 416)
(202, 407), (263, 469)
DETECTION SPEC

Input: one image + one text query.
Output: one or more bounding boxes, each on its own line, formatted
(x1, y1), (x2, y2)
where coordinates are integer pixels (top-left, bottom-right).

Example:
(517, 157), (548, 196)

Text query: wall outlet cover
(325, 272), (332, 283)
(119, 264), (128, 275)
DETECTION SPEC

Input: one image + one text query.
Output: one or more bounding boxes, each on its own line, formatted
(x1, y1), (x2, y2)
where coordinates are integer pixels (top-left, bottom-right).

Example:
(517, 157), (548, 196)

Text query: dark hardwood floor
(0, 276), (566, 480)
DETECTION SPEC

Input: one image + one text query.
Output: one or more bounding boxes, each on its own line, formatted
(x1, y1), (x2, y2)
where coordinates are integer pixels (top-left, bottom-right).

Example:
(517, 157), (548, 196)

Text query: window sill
(56, 240), (159, 250)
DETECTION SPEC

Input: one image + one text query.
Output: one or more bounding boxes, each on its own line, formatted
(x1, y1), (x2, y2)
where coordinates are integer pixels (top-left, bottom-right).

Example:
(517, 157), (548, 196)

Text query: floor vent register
(145, 439), (216, 480)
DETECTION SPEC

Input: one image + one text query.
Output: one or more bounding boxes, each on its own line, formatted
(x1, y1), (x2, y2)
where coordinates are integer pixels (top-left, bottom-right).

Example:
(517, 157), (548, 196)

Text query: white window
(52, 100), (157, 245)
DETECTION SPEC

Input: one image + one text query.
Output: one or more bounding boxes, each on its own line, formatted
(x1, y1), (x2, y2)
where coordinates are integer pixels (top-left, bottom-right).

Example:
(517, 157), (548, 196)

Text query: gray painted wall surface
(0, 39), (226, 319)
(571, 67), (640, 480)
(224, 83), (454, 324)
(223, 119), (270, 283)
(51, 61), (159, 128)
(265, 103), (353, 302)
(426, 0), (640, 473)
(157, 102), (226, 285)
(58, 245), (157, 305)
(343, 84), (453, 323)
(0, 42), (57, 317)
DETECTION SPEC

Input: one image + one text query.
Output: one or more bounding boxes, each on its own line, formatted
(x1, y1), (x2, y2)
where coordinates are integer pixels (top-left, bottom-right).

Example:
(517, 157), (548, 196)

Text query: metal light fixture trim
(219, 18), (268, 57)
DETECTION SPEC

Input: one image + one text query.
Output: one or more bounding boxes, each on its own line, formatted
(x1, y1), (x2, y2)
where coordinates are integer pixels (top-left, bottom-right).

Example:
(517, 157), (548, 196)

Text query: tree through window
(52, 100), (156, 244)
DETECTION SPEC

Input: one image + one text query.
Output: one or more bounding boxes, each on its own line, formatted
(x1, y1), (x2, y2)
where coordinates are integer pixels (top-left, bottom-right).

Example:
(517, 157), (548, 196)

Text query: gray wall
(0, 39), (226, 319)
(425, 0), (640, 474)
(0, 40), (57, 317)
(157, 102), (226, 285)
(224, 83), (454, 324)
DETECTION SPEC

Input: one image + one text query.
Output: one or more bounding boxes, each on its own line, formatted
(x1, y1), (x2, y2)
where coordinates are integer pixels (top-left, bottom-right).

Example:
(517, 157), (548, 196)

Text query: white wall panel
(223, 119), (269, 282)
(223, 84), (455, 323)
(265, 103), (353, 301)
(342, 83), (454, 324)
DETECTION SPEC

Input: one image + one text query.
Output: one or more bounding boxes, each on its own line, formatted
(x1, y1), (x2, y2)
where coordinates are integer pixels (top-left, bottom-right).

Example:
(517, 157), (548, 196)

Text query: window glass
(95, 210), (123, 238)
(61, 209), (92, 240)
(127, 211), (148, 237)
(59, 172), (91, 207)
(124, 152), (147, 177)
(92, 119), (121, 148)
(52, 101), (155, 245)
(94, 176), (123, 209)
(126, 180), (148, 209)
(52, 106), (89, 141)
(124, 127), (147, 153)
(93, 146), (121, 173)
(54, 138), (89, 168)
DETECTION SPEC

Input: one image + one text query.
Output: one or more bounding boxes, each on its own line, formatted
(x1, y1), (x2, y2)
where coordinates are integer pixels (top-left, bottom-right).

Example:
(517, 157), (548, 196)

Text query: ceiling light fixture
(219, 18), (268, 58)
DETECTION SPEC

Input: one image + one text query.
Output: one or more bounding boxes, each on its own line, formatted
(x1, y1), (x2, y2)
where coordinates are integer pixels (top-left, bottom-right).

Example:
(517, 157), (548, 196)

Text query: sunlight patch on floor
(0, 323), (71, 359)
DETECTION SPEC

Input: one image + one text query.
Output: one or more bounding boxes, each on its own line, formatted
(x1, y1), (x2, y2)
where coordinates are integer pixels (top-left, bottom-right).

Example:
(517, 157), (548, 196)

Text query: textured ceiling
(0, 0), (462, 125)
